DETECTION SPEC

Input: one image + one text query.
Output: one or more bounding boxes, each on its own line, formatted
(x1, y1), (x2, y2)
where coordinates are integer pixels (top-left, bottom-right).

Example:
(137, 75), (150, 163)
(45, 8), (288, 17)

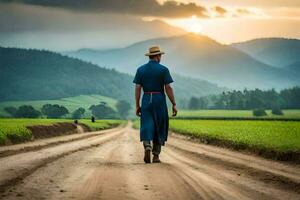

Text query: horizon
(1, 33), (299, 52)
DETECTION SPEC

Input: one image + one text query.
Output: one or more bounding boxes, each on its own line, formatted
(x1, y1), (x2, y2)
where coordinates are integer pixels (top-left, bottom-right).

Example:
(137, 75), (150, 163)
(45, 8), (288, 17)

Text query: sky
(0, 0), (299, 51)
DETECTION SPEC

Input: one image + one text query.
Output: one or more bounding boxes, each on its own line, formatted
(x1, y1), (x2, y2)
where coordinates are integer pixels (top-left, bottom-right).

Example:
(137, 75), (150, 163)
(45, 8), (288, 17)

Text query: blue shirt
(133, 60), (174, 92)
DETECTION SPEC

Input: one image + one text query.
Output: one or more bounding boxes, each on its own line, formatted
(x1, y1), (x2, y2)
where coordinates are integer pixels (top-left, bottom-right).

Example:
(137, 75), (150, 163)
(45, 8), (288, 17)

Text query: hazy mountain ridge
(67, 34), (299, 89)
(0, 47), (224, 104)
(285, 61), (300, 73)
(232, 38), (300, 68)
(0, 47), (133, 101)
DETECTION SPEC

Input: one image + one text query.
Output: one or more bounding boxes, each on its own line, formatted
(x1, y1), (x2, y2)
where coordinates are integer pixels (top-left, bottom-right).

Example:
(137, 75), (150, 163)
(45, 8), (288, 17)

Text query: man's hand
(172, 104), (177, 117)
(136, 106), (141, 117)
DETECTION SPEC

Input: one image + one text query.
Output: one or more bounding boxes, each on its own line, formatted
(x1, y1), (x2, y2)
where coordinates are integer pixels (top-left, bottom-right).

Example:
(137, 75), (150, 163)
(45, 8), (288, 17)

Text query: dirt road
(0, 121), (299, 200)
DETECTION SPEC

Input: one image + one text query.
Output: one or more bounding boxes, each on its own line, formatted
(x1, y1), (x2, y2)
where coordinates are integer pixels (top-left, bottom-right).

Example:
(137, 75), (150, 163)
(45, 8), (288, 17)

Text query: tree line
(188, 87), (300, 110)
(4, 100), (131, 119)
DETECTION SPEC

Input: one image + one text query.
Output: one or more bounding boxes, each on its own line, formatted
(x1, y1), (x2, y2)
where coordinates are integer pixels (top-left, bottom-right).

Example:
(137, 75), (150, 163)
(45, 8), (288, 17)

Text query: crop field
(169, 119), (300, 152)
(80, 119), (125, 131)
(0, 94), (117, 118)
(176, 109), (300, 119)
(0, 118), (71, 145)
(0, 118), (123, 145)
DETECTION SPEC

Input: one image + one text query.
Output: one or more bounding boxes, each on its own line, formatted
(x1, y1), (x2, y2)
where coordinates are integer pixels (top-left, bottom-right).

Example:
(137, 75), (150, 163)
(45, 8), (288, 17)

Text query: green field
(176, 109), (300, 119)
(169, 120), (300, 152)
(80, 119), (125, 131)
(0, 94), (117, 118)
(0, 118), (123, 145)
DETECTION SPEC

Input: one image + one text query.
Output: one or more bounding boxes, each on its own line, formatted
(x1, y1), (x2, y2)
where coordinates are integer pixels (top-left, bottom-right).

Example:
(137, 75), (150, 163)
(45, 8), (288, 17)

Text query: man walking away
(133, 46), (177, 163)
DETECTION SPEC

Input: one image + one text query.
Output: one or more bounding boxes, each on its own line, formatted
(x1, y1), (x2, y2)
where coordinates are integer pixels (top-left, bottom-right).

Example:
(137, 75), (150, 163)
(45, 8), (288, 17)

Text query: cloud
(0, 0), (209, 18)
(0, 3), (186, 51)
(214, 6), (227, 16)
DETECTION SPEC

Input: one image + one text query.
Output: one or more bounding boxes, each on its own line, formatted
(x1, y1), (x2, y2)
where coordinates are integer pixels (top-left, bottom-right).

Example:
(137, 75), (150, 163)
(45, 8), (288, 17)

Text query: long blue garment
(133, 60), (174, 145)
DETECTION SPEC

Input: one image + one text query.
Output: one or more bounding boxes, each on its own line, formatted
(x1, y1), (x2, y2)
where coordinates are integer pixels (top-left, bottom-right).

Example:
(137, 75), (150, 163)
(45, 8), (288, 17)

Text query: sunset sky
(0, 0), (299, 50)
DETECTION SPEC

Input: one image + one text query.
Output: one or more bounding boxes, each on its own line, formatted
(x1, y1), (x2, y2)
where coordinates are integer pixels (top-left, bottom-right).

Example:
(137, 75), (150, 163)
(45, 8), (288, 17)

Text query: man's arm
(165, 84), (177, 116)
(135, 84), (142, 116)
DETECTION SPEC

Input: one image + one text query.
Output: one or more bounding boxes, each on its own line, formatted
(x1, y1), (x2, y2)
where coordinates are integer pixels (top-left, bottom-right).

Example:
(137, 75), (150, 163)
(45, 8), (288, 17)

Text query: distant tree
(89, 104), (117, 119)
(14, 105), (41, 118)
(116, 100), (131, 119)
(4, 106), (17, 116)
(253, 109), (267, 117)
(72, 107), (85, 119)
(280, 87), (300, 109)
(198, 97), (208, 109)
(271, 106), (284, 115)
(41, 104), (69, 118)
(188, 97), (199, 110)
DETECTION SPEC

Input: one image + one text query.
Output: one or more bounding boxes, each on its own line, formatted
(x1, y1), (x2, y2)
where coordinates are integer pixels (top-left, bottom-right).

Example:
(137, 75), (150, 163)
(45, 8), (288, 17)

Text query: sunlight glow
(167, 15), (203, 34)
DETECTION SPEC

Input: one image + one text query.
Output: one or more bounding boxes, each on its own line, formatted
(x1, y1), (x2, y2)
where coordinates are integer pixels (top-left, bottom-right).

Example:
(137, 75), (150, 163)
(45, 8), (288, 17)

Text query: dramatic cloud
(179, 0), (300, 8)
(214, 6), (227, 16)
(0, 0), (208, 18)
(0, 3), (186, 51)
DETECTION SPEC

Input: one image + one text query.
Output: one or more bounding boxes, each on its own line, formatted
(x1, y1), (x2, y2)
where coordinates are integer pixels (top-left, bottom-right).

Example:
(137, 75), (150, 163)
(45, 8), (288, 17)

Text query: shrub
(41, 104), (69, 118)
(15, 105), (41, 118)
(272, 106), (284, 115)
(4, 106), (17, 116)
(72, 107), (85, 119)
(253, 108), (267, 117)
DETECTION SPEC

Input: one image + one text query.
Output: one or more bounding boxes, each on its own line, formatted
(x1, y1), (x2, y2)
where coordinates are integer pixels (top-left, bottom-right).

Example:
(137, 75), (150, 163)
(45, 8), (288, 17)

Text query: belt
(144, 91), (162, 94)
(144, 91), (162, 103)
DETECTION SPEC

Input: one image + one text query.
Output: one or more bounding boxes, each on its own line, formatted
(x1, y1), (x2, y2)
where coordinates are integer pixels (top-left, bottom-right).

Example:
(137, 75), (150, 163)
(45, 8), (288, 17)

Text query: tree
(41, 104), (69, 118)
(271, 106), (284, 115)
(188, 97), (199, 110)
(72, 107), (85, 119)
(253, 109), (267, 117)
(14, 105), (41, 118)
(89, 104), (117, 119)
(116, 100), (131, 119)
(4, 106), (17, 116)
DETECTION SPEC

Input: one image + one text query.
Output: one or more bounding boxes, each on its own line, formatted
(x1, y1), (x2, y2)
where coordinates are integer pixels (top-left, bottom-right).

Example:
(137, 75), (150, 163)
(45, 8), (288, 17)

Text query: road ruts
(0, 121), (299, 200)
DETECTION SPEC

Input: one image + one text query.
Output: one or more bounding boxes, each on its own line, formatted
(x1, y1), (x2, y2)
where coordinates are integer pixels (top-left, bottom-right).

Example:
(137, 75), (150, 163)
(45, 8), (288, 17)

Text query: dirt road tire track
(0, 126), (125, 193)
(0, 121), (299, 200)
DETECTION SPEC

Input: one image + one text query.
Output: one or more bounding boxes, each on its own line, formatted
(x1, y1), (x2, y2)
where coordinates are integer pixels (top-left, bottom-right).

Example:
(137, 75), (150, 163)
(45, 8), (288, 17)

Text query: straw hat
(145, 46), (165, 56)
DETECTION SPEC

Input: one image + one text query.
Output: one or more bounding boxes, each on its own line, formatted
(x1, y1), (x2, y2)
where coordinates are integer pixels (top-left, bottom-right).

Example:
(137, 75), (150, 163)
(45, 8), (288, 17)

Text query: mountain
(66, 34), (299, 89)
(285, 61), (300, 73)
(0, 47), (223, 106)
(232, 38), (300, 68)
(0, 47), (133, 101)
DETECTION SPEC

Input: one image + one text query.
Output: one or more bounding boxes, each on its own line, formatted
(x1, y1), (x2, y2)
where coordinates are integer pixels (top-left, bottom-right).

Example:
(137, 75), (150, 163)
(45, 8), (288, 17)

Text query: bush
(272, 106), (284, 115)
(14, 105), (41, 118)
(253, 108), (267, 117)
(89, 103), (118, 119)
(41, 104), (69, 118)
(72, 107), (85, 119)
(116, 100), (131, 119)
(4, 106), (17, 116)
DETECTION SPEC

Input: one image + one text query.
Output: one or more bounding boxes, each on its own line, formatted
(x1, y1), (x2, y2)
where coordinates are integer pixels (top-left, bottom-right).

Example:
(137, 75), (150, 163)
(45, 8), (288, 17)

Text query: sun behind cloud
(166, 15), (203, 34)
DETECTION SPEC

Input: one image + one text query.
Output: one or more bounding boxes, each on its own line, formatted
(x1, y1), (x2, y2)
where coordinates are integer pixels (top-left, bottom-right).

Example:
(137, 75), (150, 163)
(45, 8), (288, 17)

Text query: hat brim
(145, 51), (165, 56)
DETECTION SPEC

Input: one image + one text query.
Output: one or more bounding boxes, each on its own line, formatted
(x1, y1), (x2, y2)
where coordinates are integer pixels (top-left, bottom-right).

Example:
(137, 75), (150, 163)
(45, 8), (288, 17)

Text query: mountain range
(232, 38), (300, 68)
(0, 47), (223, 106)
(66, 34), (300, 89)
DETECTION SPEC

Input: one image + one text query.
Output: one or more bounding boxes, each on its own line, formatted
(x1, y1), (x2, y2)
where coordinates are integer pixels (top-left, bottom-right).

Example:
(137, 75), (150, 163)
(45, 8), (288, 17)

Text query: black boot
(144, 149), (151, 163)
(152, 155), (161, 163)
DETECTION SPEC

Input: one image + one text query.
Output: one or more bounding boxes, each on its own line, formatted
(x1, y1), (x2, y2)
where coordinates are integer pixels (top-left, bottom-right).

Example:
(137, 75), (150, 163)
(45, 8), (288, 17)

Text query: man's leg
(143, 141), (151, 163)
(152, 141), (161, 163)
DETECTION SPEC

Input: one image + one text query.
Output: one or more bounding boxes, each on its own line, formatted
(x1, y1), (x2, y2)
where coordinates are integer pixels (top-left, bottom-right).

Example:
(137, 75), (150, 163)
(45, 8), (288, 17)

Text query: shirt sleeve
(163, 68), (174, 84)
(133, 69), (142, 84)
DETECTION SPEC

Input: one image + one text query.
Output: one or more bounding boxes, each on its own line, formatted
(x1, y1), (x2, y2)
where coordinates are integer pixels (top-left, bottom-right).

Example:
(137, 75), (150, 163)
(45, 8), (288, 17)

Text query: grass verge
(169, 120), (300, 162)
(0, 118), (124, 145)
(79, 119), (125, 131)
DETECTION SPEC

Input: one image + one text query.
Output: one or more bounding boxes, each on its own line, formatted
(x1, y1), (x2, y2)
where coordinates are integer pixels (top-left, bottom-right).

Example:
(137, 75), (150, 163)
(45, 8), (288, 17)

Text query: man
(133, 46), (177, 164)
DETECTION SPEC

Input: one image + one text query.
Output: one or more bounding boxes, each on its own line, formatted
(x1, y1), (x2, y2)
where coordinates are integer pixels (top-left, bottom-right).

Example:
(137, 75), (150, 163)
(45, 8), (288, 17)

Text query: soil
(0, 121), (299, 200)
